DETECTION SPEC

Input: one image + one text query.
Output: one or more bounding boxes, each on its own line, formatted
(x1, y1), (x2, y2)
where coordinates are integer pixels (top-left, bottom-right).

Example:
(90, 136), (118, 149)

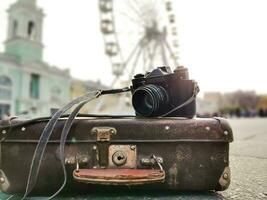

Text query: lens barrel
(132, 84), (169, 117)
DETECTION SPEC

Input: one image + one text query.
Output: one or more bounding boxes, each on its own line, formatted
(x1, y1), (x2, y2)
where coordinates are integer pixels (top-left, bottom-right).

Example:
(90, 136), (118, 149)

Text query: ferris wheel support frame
(96, 0), (180, 113)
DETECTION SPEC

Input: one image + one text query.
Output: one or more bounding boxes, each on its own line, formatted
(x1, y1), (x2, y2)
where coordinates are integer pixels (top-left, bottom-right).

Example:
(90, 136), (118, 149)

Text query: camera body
(131, 66), (198, 118)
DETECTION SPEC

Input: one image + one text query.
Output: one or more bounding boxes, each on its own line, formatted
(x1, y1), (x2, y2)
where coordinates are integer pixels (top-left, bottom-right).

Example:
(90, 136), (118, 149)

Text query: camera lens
(132, 84), (169, 117)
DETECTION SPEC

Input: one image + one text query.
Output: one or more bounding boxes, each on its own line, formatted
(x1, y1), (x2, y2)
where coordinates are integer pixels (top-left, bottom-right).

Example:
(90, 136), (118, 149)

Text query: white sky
(0, 0), (266, 95)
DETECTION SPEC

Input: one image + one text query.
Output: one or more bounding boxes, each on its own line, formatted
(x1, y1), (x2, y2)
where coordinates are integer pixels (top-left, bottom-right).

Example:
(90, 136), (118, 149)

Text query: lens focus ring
(132, 84), (168, 117)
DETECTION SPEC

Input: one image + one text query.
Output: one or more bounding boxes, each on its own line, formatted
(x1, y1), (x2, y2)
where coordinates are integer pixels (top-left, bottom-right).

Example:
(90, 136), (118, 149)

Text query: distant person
(235, 108), (241, 117)
(229, 110), (235, 118)
(250, 109), (257, 117)
(240, 109), (246, 117)
(258, 108), (265, 117)
(244, 109), (250, 117)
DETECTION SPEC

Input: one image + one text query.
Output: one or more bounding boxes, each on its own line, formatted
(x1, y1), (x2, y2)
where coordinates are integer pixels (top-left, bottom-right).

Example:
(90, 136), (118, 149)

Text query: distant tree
(257, 95), (267, 109)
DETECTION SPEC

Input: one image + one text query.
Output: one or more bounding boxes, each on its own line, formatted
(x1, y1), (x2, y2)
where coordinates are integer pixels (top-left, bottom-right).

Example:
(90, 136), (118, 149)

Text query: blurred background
(1, 1), (267, 199)
(0, 0), (266, 119)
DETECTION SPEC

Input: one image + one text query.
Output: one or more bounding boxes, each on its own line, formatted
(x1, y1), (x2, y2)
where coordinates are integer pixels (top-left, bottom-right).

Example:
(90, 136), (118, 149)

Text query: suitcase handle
(73, 168), (165, 185)
(73, 155), (165, 185)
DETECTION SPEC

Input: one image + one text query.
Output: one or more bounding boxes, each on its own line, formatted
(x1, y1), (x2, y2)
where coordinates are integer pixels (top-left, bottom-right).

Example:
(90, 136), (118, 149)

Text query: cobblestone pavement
(219, 156), (267, 200)
(219, 118), (267, 200)
(0, 118), (266, 200)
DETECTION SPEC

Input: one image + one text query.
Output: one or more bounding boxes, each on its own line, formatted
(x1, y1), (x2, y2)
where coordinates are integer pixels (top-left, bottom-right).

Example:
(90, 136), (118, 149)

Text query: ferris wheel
(96, 0), (180, 112)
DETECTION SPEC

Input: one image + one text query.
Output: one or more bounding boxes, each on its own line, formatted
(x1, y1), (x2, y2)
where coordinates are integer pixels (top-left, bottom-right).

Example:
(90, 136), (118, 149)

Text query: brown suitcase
(0, 116), (233, 195)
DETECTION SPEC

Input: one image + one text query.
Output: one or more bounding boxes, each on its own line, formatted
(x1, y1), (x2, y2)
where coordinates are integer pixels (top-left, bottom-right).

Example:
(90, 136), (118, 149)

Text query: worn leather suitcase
(0, 117), (233, 195)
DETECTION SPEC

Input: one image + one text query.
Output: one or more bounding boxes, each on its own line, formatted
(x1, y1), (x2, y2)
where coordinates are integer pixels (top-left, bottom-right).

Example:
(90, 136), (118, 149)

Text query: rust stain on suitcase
(210, 150), (228, 164)
(176, 146), (192, 161)
(168, 163), (178, 186)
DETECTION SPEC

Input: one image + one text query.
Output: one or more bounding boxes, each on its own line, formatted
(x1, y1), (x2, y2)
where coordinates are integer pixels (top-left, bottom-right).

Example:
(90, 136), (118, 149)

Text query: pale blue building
(0, 0), (71, 118)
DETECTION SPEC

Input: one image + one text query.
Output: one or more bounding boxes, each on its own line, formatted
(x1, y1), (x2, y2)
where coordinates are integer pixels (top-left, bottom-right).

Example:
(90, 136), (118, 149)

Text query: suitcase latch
(91, 127), (117, 167)
(91, 127), (116, 142)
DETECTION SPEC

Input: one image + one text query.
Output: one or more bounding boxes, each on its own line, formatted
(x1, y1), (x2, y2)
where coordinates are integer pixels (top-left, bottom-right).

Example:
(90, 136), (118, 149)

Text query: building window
(0, 76), (12, 119)
(13, 20), (18, 37)
(28, 21), (35, 39)
(0, 104), (11, 119)
(30, 74), (40, 99)
(0, 76), (12, 100)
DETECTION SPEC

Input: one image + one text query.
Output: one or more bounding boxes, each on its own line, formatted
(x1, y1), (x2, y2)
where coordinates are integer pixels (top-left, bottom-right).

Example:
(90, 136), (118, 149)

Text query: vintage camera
(131, 66), (198, 118)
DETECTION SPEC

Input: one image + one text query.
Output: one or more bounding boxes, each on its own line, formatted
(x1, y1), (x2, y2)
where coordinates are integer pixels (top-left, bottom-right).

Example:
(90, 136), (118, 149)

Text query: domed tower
(4, 0), (44, 63)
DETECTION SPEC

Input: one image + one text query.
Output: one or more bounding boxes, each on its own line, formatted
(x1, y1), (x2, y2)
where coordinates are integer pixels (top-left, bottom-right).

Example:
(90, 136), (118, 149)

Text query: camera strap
(160, 82), (200, 117)
(22, 87), (130, 200)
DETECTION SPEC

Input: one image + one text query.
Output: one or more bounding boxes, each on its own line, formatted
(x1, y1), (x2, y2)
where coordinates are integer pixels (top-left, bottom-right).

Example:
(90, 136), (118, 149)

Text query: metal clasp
(152, 155), (163, 171)
(91, 127), (116, 141)
(75, 156), (80, 172)
(91, 127), (117, 168)
(141, 155), (164, 171)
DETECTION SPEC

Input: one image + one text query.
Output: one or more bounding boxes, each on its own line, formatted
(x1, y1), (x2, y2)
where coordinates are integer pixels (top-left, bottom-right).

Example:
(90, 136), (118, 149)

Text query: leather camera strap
(21, 90), (101, 200)
(22, 88), (130, 200)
